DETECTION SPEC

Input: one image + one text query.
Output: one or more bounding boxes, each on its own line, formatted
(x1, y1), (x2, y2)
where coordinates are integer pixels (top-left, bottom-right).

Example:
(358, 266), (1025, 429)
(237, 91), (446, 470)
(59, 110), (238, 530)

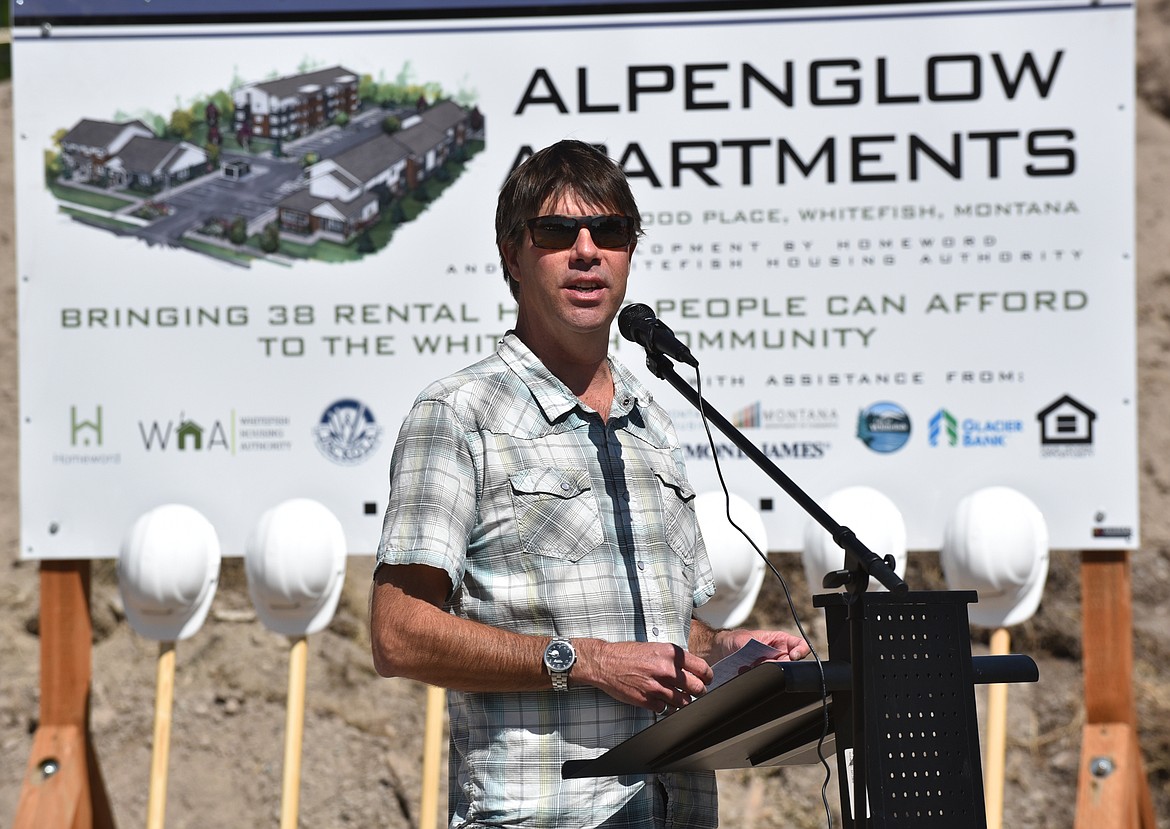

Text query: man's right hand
(573, 639), (713, 714)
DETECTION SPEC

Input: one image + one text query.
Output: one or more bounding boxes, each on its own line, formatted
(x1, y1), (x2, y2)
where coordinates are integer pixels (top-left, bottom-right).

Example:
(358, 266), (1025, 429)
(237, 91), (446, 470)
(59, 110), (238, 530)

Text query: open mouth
(567, 284), (604, 295)
(568, 284), (600, 291)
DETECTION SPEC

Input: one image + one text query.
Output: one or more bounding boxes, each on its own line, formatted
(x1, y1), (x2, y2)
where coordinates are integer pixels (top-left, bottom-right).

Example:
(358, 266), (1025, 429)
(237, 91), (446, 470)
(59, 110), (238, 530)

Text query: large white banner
(13, 0), (1137, 558)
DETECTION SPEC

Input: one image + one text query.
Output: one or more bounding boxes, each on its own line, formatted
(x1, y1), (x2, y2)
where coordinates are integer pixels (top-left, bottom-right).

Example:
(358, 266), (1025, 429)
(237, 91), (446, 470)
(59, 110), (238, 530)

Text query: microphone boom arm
(641, 351), (907, 596)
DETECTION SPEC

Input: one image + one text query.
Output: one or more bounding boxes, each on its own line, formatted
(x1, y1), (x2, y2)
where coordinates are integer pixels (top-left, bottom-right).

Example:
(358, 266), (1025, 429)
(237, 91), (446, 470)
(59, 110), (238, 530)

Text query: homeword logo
(53, 405), (121, 465)
(929, 408), (1024, 447)
(71, 405), (102, 447)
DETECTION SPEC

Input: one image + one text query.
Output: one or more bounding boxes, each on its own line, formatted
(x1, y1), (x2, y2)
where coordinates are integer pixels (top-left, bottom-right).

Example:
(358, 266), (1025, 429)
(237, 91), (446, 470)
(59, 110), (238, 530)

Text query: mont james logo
(313, 399), (384, 465)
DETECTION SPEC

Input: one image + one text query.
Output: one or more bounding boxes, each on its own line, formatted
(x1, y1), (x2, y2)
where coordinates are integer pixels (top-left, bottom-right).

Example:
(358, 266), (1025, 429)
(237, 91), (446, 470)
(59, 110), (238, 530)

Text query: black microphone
(618, 303), (699, 367)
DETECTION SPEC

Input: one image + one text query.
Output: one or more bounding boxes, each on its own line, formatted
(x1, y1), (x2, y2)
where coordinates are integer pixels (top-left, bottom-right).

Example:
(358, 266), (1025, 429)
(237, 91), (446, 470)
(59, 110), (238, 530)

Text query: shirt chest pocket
(652, 467), (698, 566)
(509, 468), (604, 562)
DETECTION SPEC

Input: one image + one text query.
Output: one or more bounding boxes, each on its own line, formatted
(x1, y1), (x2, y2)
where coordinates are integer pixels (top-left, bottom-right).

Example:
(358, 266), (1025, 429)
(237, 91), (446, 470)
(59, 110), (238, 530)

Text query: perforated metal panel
(822, 591), (987, 829)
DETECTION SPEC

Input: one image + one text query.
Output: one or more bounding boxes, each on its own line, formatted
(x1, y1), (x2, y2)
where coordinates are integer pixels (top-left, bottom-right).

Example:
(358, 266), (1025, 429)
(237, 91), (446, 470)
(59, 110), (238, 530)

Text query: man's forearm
(371, 563), (717, 708)
(687, 617), (723, 662)
(370, 565), (554, 691)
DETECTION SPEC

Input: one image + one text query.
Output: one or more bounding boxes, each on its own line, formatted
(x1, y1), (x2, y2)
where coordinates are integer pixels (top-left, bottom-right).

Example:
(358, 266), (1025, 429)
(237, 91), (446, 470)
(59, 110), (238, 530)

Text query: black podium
(588, 337), (1041, 826)
(563, 589), (1038, 829)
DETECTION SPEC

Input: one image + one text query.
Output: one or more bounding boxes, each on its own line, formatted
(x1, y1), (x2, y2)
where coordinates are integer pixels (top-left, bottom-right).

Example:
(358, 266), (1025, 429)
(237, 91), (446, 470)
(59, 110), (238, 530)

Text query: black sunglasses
(525, 214), (636, 250)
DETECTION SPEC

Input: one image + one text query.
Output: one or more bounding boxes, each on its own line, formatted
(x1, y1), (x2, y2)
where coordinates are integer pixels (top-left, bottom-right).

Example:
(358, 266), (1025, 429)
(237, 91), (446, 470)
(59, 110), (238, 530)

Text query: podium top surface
(563, 660), (844, 778)
(561, 652), (1036, 779)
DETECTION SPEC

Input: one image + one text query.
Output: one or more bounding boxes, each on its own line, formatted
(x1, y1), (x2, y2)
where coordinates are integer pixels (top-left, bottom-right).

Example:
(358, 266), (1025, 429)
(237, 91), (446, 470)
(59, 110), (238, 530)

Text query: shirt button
(637, 561), (645, 571)
(652, 626), (660, 637)
(560, 482), (571, 493)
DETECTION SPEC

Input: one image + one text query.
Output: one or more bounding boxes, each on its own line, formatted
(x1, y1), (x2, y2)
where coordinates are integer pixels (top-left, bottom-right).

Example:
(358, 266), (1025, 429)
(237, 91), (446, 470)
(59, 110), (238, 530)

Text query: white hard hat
(802, 486), (907, 594)
(693, 491), (767, 629)
(118, 504), (221, 642)
(245, 498), (347, 636)
(940, 486), (1049, 627)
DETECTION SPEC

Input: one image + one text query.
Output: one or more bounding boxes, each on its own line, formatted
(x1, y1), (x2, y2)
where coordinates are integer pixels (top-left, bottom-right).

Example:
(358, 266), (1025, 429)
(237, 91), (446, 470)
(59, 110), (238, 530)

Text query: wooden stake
(1075, 550), (1156, 829)
(14, 560), (114, 829)
(146, 641), (176, 829)
(281, 636), (309, 829)
(419, 684), (446, 829)
(983, 627), (1010, 829)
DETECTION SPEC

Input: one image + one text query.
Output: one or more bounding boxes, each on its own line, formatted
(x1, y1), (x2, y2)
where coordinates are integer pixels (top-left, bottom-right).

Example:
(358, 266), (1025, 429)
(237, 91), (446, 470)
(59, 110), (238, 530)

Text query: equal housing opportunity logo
(1036, 394), (1096, 458)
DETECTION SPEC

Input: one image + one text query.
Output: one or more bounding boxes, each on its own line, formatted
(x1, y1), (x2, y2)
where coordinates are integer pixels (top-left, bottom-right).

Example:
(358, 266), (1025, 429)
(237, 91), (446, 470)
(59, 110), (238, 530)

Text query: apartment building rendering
(232, 65), (361, 141)
(277, 99), (477, 242)
(49, 64), (484, 262)
(60, 118), (209, 190)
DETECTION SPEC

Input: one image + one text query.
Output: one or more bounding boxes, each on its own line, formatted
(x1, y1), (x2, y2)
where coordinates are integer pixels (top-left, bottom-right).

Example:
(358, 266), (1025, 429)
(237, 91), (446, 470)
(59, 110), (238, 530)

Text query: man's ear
(501, 242), (521, 283)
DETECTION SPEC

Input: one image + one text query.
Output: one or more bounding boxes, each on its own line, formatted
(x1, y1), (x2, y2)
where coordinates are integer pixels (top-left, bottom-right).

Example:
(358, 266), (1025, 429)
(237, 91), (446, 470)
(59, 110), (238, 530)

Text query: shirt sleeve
(376, 397), (477, 592)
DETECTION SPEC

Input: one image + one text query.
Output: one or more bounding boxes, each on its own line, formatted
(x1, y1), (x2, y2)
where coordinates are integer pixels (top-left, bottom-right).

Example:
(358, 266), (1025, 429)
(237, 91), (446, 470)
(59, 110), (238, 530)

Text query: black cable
(693, 368), (836, 829)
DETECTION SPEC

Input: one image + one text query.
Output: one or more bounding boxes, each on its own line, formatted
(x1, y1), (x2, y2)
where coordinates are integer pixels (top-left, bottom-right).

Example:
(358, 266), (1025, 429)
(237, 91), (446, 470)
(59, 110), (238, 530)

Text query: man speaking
(370, 139), (808, 828)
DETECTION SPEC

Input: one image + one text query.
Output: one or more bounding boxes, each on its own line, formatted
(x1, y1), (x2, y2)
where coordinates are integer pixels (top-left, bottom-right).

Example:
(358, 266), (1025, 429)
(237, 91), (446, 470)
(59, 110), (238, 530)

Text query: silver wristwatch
(543, 638), (576, 692)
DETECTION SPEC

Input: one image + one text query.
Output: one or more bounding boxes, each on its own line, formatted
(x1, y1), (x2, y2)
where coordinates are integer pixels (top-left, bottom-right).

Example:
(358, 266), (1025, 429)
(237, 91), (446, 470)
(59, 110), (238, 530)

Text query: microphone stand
(642, 351), (906, 595)
(642, 350), (907, 828)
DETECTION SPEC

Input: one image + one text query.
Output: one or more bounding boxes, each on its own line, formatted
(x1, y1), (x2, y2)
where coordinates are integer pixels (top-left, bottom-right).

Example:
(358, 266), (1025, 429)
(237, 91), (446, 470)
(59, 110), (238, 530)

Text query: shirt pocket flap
(510, 467), (591, 499)
(652, 467), (696, 503)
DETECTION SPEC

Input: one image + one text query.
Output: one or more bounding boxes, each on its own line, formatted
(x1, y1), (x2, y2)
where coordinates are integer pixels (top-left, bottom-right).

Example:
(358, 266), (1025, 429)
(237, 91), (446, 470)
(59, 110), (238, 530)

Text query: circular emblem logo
(313, 399), (383, 465)
(856, 401), (911, 453)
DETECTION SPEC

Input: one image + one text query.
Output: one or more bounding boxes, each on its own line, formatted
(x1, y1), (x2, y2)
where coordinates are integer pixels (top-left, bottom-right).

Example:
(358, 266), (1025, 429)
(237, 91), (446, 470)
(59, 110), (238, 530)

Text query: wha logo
(139, 413), (231, 451)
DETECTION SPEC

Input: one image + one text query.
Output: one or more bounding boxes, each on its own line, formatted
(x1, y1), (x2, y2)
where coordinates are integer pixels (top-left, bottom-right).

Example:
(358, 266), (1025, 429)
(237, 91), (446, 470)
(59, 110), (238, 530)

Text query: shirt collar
(498, 332), (654, 422)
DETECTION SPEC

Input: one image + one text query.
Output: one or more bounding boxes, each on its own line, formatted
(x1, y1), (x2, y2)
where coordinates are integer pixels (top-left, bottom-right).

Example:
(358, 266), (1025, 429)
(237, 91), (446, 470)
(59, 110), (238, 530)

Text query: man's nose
(572, 226), (599, 257)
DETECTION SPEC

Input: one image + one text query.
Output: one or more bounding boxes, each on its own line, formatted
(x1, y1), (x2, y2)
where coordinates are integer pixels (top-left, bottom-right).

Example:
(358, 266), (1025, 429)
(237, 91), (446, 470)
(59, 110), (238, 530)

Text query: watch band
(550, 670), (570, 692)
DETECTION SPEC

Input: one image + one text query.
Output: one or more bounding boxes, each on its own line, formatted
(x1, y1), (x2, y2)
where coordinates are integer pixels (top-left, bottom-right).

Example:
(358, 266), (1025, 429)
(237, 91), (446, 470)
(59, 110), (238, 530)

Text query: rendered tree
(260, 222), (280, 253)
(229, 215), (248, 245)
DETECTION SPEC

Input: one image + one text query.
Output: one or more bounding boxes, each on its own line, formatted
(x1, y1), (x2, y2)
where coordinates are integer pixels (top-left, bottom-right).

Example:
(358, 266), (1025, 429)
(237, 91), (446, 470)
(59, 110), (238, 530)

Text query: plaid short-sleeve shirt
(377, 333), (718, 829)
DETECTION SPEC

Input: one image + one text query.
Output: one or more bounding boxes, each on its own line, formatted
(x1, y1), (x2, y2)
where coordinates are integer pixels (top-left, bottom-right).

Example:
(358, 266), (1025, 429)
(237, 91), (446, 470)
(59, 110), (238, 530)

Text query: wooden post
(280, 636), (309, 829)
(146, 642), (176, 829)
(13, 560), (115, 829)
(1074, 550), (1156, 829)
(983, 627), (1010, 829)
(419, 685), (446, 829)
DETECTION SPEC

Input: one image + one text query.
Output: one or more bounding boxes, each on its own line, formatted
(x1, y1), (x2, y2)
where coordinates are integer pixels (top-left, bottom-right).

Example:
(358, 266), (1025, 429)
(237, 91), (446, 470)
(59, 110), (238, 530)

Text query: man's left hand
(708, 627), (810, 666)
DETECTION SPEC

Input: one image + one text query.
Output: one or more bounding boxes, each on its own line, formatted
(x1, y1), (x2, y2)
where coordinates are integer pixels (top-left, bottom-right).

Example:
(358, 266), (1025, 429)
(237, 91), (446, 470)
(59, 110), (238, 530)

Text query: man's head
(495, 140), (642, 300)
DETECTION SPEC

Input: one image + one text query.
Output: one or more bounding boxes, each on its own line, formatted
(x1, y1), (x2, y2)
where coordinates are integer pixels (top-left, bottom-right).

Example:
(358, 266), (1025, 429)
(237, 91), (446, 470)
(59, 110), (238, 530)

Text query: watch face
(545, 640), (575, 672)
